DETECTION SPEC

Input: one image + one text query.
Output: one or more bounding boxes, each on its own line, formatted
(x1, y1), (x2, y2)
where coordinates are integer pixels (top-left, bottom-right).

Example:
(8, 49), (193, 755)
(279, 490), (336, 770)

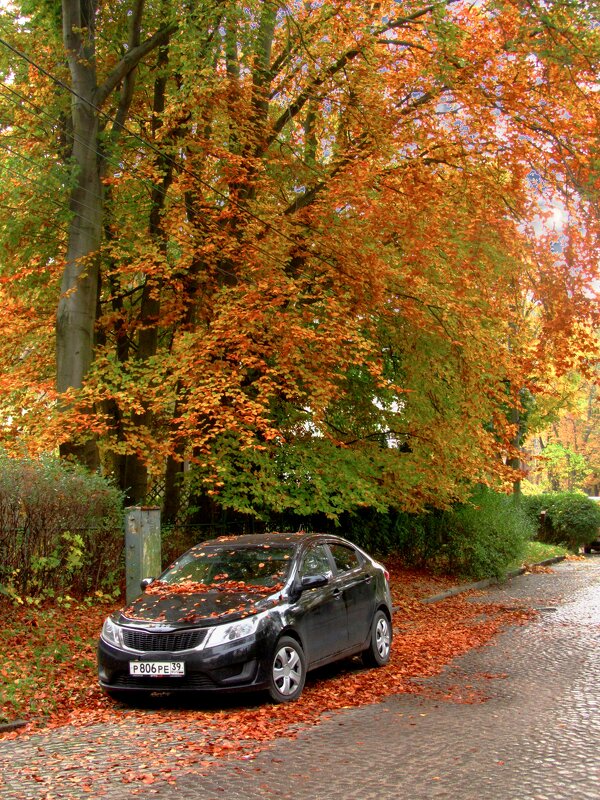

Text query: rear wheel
(268, 636), (306, 703)
(362, 610), (392, 667)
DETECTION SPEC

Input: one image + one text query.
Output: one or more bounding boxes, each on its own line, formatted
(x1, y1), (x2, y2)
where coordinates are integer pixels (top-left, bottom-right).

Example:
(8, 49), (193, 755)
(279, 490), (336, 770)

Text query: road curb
(0, 719), (27, 733)
(418, 556), (566, 605)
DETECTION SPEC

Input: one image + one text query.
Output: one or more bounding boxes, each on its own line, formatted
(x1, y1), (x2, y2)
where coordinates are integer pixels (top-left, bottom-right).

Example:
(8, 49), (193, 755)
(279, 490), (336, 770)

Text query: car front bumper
(97, 630), (275, 694)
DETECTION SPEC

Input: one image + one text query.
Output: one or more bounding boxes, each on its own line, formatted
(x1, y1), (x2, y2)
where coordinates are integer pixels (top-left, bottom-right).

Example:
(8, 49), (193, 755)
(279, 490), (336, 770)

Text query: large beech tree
(57, 0), (176, 469)
(0, 0), (598, 518)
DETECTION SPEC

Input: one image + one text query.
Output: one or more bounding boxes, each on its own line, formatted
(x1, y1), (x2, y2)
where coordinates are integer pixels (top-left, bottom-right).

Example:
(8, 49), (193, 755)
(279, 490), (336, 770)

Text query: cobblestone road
(1, 558), (599, 800)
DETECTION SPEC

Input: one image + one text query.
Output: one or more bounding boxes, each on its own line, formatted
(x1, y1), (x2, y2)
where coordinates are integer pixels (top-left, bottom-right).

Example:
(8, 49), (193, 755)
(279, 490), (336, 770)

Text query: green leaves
(0, 0), (597, 522)
(188, 434), (391, 521)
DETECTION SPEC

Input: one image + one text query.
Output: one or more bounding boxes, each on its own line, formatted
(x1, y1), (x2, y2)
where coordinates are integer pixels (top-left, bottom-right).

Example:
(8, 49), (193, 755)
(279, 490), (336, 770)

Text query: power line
(0, 107), (309, 287)
(0, 82), (170, 204)
(0, 141), (101, 230)
(0, 12), (388, 303)
(0, 129), (287, 288)
(0, 123), (289, 288)
(0, 89), (276, 283)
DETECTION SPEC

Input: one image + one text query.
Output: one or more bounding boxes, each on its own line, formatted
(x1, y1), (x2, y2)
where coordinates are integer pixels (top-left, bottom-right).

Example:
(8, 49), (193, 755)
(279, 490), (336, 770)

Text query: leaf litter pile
(0, 561), (535, 793)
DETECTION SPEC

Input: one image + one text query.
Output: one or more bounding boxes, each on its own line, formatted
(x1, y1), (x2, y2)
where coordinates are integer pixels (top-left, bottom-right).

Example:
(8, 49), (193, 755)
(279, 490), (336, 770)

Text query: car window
(160, 545), (294, 588)
(329, 543), (361, 573)
(299, 544), (332, 578)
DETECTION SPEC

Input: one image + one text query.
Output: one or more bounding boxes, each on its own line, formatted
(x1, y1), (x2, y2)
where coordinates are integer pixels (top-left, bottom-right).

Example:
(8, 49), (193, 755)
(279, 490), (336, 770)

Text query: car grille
(123, 629), (208, 652)
(112, 673), (217, 691)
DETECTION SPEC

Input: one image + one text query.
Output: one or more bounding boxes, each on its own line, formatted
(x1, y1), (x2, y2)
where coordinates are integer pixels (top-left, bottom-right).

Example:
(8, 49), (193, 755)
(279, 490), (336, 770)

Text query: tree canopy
(0, 0), (598, 521)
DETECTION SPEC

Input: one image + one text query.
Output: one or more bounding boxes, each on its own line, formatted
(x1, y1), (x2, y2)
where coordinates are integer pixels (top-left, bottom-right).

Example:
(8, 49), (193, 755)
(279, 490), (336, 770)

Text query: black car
(98, 532), (393, 703)
(583, 537), (600, 554)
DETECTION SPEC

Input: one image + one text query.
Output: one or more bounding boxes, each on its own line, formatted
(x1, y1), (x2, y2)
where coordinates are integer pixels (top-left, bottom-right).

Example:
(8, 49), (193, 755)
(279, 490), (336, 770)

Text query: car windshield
(159, 545), (294, 589)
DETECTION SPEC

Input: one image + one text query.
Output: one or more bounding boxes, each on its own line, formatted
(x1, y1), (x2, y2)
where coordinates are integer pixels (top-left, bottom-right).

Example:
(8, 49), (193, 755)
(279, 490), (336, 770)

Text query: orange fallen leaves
(0, 559), (535, 786)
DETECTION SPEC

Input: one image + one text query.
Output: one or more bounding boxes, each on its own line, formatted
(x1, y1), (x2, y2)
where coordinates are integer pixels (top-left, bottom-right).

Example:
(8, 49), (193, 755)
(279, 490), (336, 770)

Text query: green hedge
(332, 489), (533, 580)
(522, 492), (600, 550)
(425, 490), (532, 579)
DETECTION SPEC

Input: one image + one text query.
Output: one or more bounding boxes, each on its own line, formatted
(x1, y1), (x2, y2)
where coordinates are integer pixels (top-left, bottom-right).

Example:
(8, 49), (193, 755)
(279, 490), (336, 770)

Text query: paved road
(1, 558), (599, 800)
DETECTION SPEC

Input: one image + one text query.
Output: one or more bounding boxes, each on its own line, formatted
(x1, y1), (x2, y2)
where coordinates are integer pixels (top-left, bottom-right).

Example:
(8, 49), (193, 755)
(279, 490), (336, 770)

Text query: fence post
(125, 506), (161, 604)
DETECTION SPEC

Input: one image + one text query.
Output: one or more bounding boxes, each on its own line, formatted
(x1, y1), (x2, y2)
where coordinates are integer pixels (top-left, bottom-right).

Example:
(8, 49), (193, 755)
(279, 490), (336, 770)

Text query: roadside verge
(418, 556), (566, 605)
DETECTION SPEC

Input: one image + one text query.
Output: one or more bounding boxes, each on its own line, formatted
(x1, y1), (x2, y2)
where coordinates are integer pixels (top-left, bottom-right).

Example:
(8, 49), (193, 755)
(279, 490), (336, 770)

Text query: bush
(358, 490), (533, 579)
(0, 453), (124, 599)
(336, 489), (533, 580)
(522, 492), (600, 550)
(432, 489), (533, 579)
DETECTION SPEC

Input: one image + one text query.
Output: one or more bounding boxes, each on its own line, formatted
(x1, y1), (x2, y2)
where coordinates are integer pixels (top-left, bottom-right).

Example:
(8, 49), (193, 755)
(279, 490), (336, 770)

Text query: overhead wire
(0, 83), (301, 285)
(0, 4), (396, 298)
(0, 101), (254, 285)
(0, 140), (101, 231)
(0, 81), (168, 199)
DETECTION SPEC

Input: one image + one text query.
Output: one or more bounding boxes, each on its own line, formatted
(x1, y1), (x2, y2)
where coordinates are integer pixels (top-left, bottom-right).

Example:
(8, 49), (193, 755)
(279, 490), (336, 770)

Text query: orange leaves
(143, 579), (283, 597)
(0, 0), (597, 513)
(1, 561), (533, 752)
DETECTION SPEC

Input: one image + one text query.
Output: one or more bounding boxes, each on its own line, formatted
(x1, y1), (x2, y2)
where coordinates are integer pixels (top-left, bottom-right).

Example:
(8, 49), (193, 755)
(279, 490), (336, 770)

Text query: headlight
(204, 611), (267, 648)
(101, 616), (123, 647)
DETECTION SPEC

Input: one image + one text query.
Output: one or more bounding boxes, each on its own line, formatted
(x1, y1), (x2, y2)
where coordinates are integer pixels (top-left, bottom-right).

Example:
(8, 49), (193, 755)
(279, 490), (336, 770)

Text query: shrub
(338, 489), (533, 580)
(522, 492), (600, 550)
(360, 490), (533, 579)
(433, 489), (533, 579)
(0, 453), (124, 599)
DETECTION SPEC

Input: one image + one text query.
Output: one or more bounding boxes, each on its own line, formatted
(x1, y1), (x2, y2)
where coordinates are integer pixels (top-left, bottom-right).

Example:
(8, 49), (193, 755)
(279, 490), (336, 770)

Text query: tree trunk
(57, 0), (176, 471)
(509, 403), (523, 497)
(57, 0), (102, 469)
(120, 38), (174, 505)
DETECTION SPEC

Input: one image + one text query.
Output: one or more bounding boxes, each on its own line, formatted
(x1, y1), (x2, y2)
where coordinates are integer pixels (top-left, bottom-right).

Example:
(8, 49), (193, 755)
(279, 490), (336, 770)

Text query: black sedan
(98, 531), (393, 703)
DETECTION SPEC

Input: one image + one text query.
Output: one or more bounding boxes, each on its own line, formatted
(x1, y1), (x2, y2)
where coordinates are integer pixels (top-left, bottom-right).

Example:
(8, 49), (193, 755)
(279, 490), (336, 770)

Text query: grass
(520, 540), (570, 565)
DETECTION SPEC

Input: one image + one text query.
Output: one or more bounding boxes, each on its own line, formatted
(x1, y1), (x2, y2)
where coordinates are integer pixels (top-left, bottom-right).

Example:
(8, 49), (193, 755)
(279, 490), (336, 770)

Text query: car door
(328, 542), (375, 649)
(294, 543), (347, 665)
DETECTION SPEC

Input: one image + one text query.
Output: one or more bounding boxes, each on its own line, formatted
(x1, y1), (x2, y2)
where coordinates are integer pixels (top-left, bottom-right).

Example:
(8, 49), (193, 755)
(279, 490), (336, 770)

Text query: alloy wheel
(375, 615), (391, 660)
(272, 642), (303, 697)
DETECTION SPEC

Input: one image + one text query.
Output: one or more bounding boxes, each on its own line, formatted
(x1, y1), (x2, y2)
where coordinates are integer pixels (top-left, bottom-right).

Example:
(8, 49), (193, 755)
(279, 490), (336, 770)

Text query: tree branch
(95, 21), (178, 108)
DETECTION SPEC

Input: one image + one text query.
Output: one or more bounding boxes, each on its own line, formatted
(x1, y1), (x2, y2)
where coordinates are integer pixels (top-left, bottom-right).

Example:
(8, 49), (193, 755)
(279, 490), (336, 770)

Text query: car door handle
(332, 588), (343, 598)
(352, 576), (372, 586)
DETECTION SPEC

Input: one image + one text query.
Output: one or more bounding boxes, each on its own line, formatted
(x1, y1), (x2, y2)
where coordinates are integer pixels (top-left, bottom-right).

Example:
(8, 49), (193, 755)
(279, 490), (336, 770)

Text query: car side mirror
(300, 574), (329, 591)
(140, 577), (155, 591)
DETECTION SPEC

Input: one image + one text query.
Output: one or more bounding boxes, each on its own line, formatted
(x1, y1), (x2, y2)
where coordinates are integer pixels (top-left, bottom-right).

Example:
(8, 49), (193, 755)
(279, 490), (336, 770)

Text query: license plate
(129, 661), (185, 677)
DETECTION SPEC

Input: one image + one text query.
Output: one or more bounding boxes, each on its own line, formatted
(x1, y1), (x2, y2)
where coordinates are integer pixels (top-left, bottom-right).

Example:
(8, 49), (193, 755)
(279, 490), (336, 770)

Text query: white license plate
(129, 661), (185, 677)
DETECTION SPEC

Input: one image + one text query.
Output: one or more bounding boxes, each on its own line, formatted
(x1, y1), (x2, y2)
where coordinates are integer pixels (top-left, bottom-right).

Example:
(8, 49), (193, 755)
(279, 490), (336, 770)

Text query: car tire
(268, 636), (306, 703)
(362, 609), (392, 667)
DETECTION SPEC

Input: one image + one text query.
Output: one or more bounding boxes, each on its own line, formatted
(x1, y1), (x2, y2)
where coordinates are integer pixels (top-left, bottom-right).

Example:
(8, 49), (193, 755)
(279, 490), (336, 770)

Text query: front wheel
(362, 610), (392, 667)
(268, 636), (306, 703)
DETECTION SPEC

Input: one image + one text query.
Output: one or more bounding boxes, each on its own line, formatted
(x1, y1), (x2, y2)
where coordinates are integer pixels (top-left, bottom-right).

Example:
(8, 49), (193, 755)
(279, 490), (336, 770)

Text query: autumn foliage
(0, 1), (598, 519)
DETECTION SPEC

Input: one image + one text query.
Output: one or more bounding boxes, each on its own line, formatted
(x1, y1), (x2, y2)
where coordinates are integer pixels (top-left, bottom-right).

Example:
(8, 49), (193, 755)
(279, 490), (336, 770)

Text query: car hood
(118, 587), (282, 627)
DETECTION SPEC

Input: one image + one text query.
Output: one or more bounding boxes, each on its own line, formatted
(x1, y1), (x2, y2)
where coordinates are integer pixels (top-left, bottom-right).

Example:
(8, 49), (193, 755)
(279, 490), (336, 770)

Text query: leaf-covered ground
(0, 560), (535, 768)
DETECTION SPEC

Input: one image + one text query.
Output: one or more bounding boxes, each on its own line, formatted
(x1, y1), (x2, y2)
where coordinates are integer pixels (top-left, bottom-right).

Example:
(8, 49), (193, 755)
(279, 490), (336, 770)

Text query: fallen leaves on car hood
(120, 581), (283, 626)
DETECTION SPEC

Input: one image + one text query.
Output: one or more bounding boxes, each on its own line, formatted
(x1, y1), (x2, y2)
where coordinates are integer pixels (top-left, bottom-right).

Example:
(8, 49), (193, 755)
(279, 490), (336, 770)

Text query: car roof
(197, 531), (342, 549)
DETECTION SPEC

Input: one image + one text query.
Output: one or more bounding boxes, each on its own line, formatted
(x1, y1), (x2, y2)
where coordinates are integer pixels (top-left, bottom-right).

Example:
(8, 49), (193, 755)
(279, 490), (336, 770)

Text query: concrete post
(125, 506), (161, 604)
